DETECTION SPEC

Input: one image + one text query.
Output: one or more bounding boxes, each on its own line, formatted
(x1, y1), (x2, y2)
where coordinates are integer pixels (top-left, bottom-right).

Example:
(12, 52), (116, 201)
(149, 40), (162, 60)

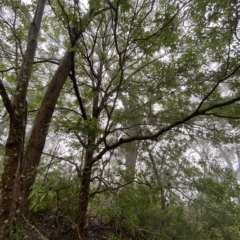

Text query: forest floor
(26, 213), (130, 240)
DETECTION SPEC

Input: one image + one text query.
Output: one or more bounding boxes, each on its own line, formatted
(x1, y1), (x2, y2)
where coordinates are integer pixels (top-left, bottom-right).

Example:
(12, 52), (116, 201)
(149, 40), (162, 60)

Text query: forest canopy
(0, 0), (240, 239)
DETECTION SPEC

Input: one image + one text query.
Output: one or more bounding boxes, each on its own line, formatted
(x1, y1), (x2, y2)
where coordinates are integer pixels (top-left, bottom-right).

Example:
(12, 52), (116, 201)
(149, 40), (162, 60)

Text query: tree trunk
(122, 100), (138, 181)
(19, 8), (98, 219)
(0, 1), (46, 237)
(0, 116), (26, 238)
(145, 142), (166, 210)
(75, 88), (99, 239)
(75, 151), (94, 240)
(124, 141), (138, 181)
(19, 51), (72, 218)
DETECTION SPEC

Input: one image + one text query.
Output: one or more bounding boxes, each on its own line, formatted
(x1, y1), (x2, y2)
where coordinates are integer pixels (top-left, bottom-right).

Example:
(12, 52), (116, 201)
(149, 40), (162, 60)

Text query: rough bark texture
(0, 117), (26, 238)
(0, 1), (46, 237)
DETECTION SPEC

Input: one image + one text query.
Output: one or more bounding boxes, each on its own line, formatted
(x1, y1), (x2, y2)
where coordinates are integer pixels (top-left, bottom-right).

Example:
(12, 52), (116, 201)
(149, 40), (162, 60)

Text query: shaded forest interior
(1, 0), (240, 239)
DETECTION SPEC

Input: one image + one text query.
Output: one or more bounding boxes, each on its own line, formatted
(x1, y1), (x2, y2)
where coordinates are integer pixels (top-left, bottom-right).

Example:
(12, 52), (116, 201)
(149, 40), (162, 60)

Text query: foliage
(1, 0), (240, 239)
(91, 169), (240, 240)
(29, 167), (79, 219)
(9, 227), (27, 240)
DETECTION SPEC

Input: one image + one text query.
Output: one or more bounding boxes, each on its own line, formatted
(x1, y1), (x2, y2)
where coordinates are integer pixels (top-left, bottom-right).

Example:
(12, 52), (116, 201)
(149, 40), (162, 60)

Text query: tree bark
(122, 100), (138, 180)
(19, 51), (72, 218)
(75, 150), (94, 240)
(75, 87), (100, 239)
(125, 143), (138, 174)
(0, 1), (46, 237)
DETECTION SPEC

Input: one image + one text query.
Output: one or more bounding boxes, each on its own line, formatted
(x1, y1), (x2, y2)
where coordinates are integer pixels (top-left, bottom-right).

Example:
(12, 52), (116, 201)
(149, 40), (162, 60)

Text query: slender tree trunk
(75, 88), (100, 239)
(124, 142), (138, 180)
(145, 142), (166, 210)
(122, 101), (138, 181)
(0, 1), (46, 237)
(75, 151), (94, 240)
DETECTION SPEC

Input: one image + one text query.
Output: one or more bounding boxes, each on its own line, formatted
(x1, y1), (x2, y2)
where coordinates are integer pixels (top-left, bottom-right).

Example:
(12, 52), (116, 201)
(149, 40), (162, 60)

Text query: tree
(54, 0), (240, 238)
(0, 0), (102, 237)
(1, 0), (240, 239)
(0, 0), (47, 236)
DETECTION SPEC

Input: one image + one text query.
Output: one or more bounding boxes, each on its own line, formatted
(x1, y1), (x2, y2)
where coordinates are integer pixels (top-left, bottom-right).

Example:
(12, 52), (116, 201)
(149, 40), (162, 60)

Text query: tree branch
(0, 80), (14, 117)
(0, 59), (59, 73)
(69, 53), (88, 120)
(93, 94), (240, 162)
(195, 64), (240, 112)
